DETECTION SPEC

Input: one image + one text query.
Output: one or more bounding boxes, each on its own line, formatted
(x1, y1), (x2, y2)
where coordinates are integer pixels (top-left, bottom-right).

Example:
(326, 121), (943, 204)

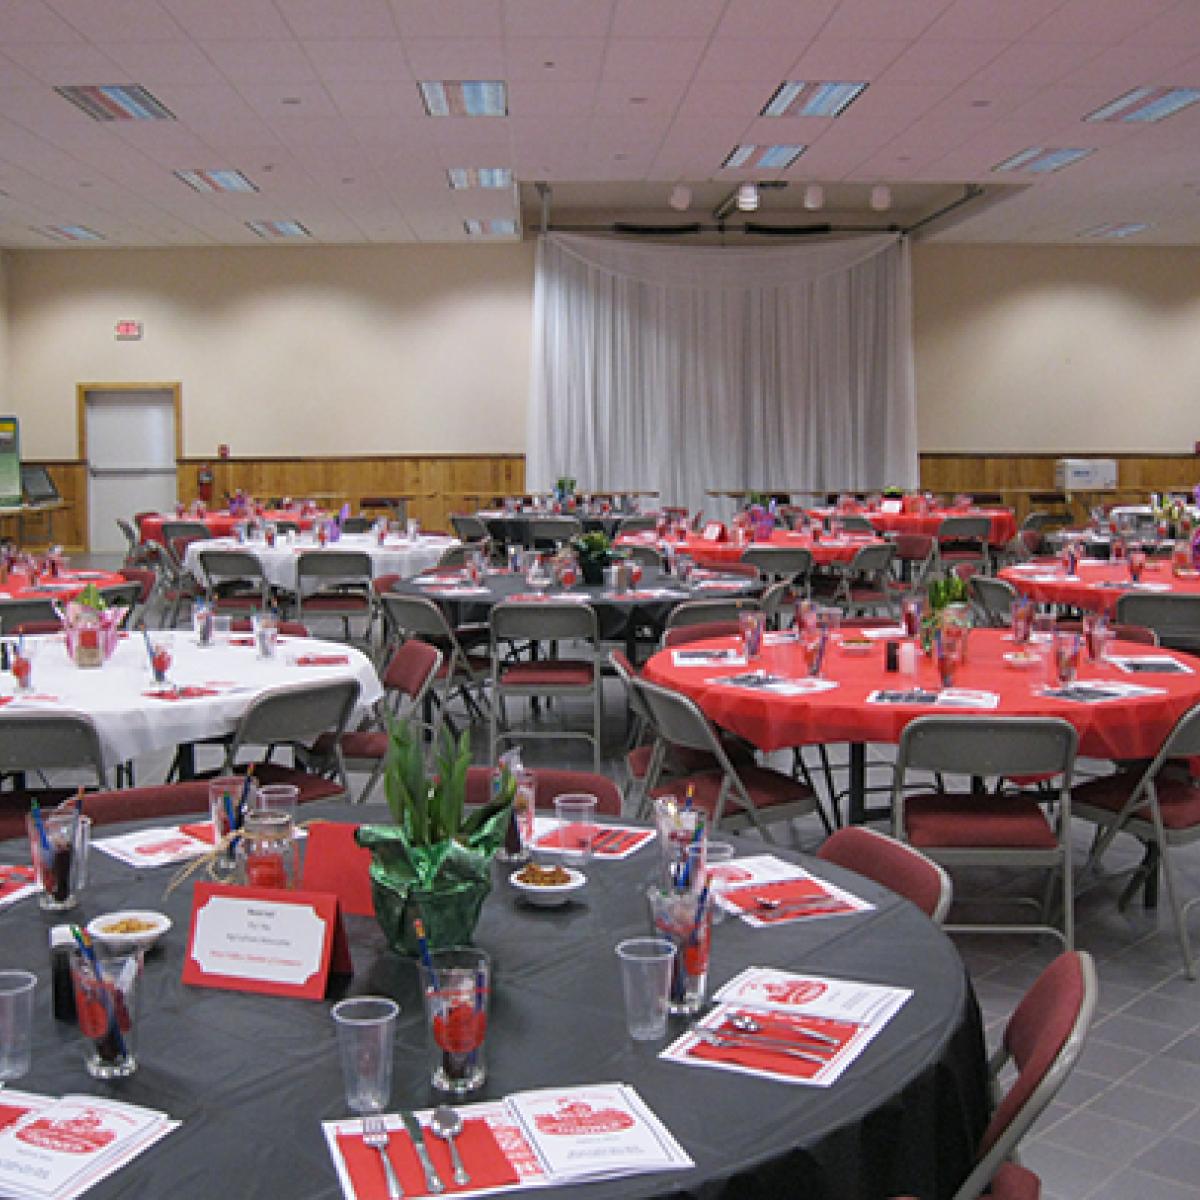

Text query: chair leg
(1147, 809), (1195, 979)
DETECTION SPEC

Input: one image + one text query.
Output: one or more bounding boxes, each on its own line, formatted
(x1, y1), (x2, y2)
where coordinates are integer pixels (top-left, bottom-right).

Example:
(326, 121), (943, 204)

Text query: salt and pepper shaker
(50, 924), (76, 1021)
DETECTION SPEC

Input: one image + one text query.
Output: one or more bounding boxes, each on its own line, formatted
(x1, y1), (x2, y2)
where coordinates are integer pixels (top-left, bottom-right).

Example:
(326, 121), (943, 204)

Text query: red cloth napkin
(294, 654), (349, 666)
(724, 878), (855, 923)
(0, 1102), (32, 1132)
(687, 1011), (860, 1081)
(336, 1118), (518, 1198)
(589, 829), (654, 856)
(229, 637), (255, 647)
(534, 822), (594, 851)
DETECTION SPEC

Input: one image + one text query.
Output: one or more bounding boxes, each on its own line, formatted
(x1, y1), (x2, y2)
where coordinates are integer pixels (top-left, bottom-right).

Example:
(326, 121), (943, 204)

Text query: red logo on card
(762, 980), (827, 1005)
(535, 1101), (635, 1137)
(17, 1111), (116, 1154)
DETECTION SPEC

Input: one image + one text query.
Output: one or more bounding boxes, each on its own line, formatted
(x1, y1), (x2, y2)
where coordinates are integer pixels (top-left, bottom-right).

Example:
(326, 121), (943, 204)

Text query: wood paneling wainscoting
(20, 455), (525, 551)
(19, 451), (1197, 552)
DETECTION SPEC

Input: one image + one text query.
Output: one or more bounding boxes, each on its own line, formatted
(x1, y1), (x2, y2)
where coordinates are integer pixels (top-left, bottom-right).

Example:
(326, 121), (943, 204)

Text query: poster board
(0, 418), (19, 507)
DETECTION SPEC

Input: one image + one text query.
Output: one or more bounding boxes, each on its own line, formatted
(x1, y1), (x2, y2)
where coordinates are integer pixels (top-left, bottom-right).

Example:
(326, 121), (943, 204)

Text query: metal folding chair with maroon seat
(229, 617), (310, 637)
(633, 677), (825, 841)
(837, 541), (898, 616)
(119, 566), (159, 624)
(1074, 700), (1200, 978)
(0, 599), (60, 637)
(892, 531), (936, 587)
(464, 766), (621, 816)
(817, 826), (952, 923)
(309, 640), (442, 804)
(937, 515), (993, 578)
(893, 1164), (1043, 1199)
(489, 599), (601, 771)
(893, 715), (1078, 948)
(294, 550), (374, 643)
(663, 598), (761, 645)
(219, 678), (360, 803)
(196, 548), (272, 615)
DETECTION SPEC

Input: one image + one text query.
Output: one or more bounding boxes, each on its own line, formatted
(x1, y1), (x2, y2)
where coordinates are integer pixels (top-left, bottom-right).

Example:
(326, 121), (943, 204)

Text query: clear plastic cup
(554, 794), (598, 864)
(615, 938), (676, 1040)
(332, 996), (398, 1114)
(0, 970), (36, 1080)
(647, 886), (713, 1016)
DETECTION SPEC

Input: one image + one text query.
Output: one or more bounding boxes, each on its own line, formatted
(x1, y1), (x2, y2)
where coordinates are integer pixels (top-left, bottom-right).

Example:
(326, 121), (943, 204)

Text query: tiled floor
(64, 568), (1200, 1197)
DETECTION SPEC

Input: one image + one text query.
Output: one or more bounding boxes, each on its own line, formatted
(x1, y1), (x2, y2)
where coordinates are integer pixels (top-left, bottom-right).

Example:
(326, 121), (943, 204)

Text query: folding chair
(969, 576), (1017, 628)
(195, 549), (272, 615)
(1114, 593), (1200, 654)
(838, 542), (897, 616)
(634, 678), (825, 841)
(937, 515), (993, 577)
(739, 546), (812, 595)
(663, 598), (761, 641)
(339, 516), (372, 534)
(0, 599), (60, 636)
(221, 678), (360, 803)
(622, 543), (663, 572)
(616, 515), (657, 535)
(817, 826), (952, 923)
(451, 513), (490, 543)
(489, 599), (600, 770)
(1074, 701), (1200, 977)
(836, 513), (876, 534)
(892, 532), (936, 587)
(310, 640), (442, 803)
(526, 515), (582, 552)
(294, 549), (374, 642)
(893, 715), (1078, 947)
(464, 766), (622, 816)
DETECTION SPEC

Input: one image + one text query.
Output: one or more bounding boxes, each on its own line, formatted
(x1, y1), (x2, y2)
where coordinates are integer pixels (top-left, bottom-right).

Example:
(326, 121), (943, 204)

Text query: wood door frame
(76, 382), (183, 552)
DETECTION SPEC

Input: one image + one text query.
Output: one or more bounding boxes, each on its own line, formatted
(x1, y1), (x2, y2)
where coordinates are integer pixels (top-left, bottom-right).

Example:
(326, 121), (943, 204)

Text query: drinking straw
(690, 882), (711, 945)
(237, 765), (256, 827)
(140, 627), (156, 670)
(29, 798), (52, 857)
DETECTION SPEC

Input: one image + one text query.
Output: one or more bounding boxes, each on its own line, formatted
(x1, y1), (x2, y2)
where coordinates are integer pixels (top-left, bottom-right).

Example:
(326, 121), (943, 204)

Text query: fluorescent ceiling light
(668, 185), (692, 212)
(246, 219), (310, 239)
(420, 81), (507, 117)
(1086, 86), (1200, 124)
(993, 147), (1093, 173)
(722, 144), (804, 170)
(1079, 222), (1150, 239)
(446, 167), (513, 189)
(55, 84), (174, 121)
(175, 169), (257, 194)
(803, 184), (824, 210)
(464, 218), (517, 236)
(36, 225), (104, 242)
(762, 81), (867, 118)
(736, 183), (759, 212)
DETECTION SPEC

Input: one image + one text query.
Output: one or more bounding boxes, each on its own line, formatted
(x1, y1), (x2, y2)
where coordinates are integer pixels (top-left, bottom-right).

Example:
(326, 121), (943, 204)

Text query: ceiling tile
(274, 0), (398, 40)
(610, 0), (726, 38)
(402, 37), (506, 77)
(503, 0), (614, 38)
(5, 41), (128, 84)
(676, 79), (770, 117)
(504, 38), (606, 82)
(99, 40), (227, 84)
(159, 0), (294, 40)
(923, 0), (1066, 41)
(715, 0), (837, 41)
(820, 0), (956, 42)
(202, 39), (318, 84)
(508, 80), (597, 118)
(390, 1), (504, 40)
(1029, 0), (1178, 45)
(45, 0), (187, 42)
(0, 0), (87, 44)
(695, 38), (813, 84)
(602, 38), (706, 82)
(788, 38), (910, 79)
(235, 81), (339, 119)
(882, 39), (1009, 86)
(302, 39), (413, 84)
(326, 80), (424, 117)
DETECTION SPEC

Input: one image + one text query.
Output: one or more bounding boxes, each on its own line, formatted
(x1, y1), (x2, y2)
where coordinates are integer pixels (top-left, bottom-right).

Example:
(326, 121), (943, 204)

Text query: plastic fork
(361, 1115), (403, 1199)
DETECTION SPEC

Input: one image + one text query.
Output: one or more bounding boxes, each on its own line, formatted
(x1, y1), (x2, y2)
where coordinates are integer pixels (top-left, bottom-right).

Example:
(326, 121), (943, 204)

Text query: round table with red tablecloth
(0, 568), (127, 605)
(137, 509), (323, 547)
(615, 528), (884, 569)
(1000, 559), (1200, 616)
(809, 507), (1018, 547)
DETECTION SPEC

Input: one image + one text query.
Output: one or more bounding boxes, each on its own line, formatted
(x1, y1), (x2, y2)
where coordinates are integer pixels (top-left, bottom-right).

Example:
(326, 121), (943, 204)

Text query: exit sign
(115, 320), (142, 340)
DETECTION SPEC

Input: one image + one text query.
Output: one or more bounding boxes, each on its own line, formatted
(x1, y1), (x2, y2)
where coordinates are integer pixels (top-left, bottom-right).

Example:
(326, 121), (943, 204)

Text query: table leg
(847, 743), (867, 825)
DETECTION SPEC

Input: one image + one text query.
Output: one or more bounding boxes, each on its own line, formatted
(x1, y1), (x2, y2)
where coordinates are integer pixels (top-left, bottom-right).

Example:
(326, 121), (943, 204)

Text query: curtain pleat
(528, 232), (918, 519)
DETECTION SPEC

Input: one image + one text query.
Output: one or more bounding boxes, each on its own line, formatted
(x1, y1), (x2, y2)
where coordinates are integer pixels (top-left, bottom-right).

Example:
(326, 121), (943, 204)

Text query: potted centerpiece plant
(571, 530), (617, 585)
(355, 721), (514, 955)
(920, 574), (971, 654)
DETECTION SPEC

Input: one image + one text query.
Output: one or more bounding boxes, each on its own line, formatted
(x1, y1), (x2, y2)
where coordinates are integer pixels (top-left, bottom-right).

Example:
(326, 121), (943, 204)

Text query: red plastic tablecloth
(1000, 559), (1200, 616)
(642, 627), (1200, 761)
(0, 568), (126, 603)
(615, 528), (881, 568)
(138, 509), (320, 546)
(809, 507), (1017, 547)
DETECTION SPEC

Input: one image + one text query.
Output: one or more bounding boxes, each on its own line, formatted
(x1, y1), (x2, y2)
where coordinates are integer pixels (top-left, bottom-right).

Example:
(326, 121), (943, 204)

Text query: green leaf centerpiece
(355, 721), (515, 955)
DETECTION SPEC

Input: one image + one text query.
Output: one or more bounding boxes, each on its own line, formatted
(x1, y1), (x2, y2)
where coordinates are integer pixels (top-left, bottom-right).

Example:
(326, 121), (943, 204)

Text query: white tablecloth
(2, 631), (382, 767)
(184, 532), (457, 593)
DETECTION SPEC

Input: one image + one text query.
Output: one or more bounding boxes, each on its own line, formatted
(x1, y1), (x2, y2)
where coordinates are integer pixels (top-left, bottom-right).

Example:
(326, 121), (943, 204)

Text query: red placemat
(686, 1011), (860, 1081)
(336, 1117), (518, 1198)
(723, 877), (856, 922)
(293, 654), (349, 666)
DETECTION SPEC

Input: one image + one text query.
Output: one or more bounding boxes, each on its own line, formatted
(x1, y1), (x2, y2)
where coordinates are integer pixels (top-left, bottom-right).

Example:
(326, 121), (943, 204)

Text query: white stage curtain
(527, 232), (917, 518)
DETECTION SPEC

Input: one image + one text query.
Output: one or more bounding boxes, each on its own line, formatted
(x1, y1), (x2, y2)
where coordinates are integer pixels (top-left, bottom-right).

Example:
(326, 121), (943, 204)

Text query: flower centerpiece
(571, 530), (617, 585)
(63, 583), (125, 668)
(355, 721), (514, 955)
(554, 475), (577, 505)
(920, 574), (970, 654)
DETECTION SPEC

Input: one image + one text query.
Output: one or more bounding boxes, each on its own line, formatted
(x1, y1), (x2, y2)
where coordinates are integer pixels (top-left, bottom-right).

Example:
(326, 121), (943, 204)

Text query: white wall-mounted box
(1054, 458), (1118, 489)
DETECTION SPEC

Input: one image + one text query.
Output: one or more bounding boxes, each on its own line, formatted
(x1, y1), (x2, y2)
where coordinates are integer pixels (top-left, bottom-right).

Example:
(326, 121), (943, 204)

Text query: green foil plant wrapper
(356, 719), (515, 955)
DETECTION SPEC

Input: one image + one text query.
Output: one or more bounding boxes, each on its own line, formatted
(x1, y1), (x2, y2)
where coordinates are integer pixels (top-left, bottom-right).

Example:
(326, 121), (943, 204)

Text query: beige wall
(6, 238), (1200, 462)
(913, 242), (1200, 454)
(6, 242), (534, 459)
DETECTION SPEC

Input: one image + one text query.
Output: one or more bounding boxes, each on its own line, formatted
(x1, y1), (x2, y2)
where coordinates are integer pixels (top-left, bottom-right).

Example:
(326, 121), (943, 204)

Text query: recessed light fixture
(737, 183), (759, 212)
(464, 218), (517, 236)
(1079, 221), (1151, 239)
(993, 147), (1094, 174)
(246, 219), (311, 239)
(36, 225), (104, 242)
(55, 84), (174, 121)
(803, 183), (824, 210)
(447, 167), (513, 190)
(762, 81), (867, 118)
(723, 144), (805, 170)
(419, 80), (508, 117)
(1087, 86), (1200, 124)
(175, 169), (257, 194)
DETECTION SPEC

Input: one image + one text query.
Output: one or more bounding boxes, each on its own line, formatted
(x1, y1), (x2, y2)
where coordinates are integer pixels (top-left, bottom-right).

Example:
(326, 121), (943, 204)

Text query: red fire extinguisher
(197, 463), (214, 504)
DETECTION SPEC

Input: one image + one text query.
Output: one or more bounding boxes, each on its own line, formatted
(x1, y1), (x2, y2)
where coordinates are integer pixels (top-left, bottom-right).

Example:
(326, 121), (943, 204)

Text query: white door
(85, 389), (177, 554)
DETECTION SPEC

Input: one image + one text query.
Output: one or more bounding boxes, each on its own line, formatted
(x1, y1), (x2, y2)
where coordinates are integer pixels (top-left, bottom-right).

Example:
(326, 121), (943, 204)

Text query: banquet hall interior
(4, 2), (1200, 1199)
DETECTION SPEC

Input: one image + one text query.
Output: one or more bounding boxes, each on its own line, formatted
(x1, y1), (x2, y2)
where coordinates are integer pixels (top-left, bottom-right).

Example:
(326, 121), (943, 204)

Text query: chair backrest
(340, 516), (371, 533)
(896, 715), (1077, 782)
(0, 599), (60, 636)
(837, 513), (875, 534)
(526, 516), (582, 547)
(623, 543), (663, 570)
(663, 620), (743, 646)
(379, 593), (455, 642)
(0, 710), (107, 785)
(848, 542), (895, 578)
(490, 599), (597, 644)
(665, 597), (761, 631)
(274, 520), (300, 535)
(116, 517), (139, 554)
(1113, 594), (1200, 652)
(437, 542), (487, 570)
(197, 549), (267, 587)
(119, 567), (157, 604)
(739, 546), (812, 581)
(632, 677), (724, 757)
(451, 514), (490, 542)
(228, 679), (360, 759)
(464, 766), (622, 815)
(616, 515), (657, 534)
(381, 638), (442, 703)
(97, 582), (143, 624)
(969, 575), (1016, 626)
(230, 617), (310, 637)
(296, 549), (373, 582)
(1055, 618), (1157, 647)
(817, 827), (952, 923)
(608, 649), (652, 726)
(893, 532), (935, 562)
(937, 515), (990, 541)
(1021, 511), (1053, 532)
(958, 952), (1097, 1200)
(160, 520), (212, 544)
